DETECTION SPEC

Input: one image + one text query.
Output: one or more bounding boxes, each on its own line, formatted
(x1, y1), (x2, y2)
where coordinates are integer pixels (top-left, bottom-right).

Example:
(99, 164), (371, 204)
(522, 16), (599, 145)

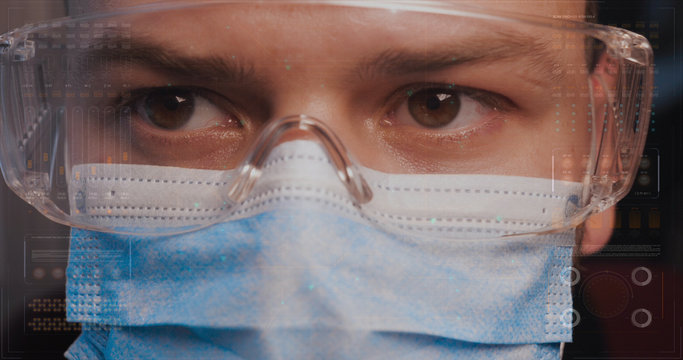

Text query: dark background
(0, 1), (681, 359)
(565, 1), (683, 359)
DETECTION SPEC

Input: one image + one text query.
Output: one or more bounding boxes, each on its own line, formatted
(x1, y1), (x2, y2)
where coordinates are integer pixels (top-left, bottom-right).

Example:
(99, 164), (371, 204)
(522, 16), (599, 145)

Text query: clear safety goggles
(0, 1), (653, 236)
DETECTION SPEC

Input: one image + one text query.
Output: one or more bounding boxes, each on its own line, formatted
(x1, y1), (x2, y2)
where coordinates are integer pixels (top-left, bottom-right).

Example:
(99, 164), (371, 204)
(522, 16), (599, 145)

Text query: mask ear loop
(226, 114), (373, 205)
(560, 342), (565, 358)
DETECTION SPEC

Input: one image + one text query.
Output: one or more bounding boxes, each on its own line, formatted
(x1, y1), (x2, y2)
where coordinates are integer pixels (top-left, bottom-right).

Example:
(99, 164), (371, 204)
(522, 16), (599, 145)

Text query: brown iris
(143, 89), (195, 130)
(407, 89), (461, 128)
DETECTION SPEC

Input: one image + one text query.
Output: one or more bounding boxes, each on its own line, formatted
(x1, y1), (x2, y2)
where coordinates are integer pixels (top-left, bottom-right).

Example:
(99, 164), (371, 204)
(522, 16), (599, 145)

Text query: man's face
(64, 0), (594, 184)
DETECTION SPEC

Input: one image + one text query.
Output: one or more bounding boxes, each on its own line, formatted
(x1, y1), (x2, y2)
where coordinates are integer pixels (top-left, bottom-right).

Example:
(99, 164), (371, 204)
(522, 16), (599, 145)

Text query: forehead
(66, 1), (588, 57)
(71, 2), (588, 84)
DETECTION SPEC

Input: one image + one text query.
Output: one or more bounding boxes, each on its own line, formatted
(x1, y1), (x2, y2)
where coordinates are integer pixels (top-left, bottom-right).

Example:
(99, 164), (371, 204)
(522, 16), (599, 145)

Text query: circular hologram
(560, 266), (580, 286)
(631, 266), (652, 286)
(51, 267), (65, 280)
(639, 157), (651, 170)
(637, 174), (651, 186)
(631, 308), (652, 328)
(582, 273), (630, 319)
(561, 308), (581, 328)
(32, 267), (46, 280)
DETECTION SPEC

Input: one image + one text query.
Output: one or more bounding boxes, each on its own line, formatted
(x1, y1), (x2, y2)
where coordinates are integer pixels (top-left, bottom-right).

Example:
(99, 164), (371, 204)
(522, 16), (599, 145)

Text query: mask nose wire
(226, 114), (373, 205)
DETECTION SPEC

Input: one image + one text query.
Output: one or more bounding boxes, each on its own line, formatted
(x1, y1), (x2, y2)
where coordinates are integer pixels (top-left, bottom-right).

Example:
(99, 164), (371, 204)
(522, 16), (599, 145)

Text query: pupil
(163, 96), (181, 111)
(143, 89), (194, 130)
(407, 89), (461, 128)
(426, 96), (441, 110)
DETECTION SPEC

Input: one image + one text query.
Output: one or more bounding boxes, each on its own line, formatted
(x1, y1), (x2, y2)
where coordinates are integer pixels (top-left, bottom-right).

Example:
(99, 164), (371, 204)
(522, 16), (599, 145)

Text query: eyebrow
(80, 37), (265, 87)
(80, 31), (561, 87)
(356, 31), (562, 85)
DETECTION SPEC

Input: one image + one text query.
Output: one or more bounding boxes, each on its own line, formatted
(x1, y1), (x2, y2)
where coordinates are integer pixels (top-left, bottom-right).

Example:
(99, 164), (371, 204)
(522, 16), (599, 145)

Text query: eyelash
(115, 86), (214, 108)
(113, 82), (517, 128)
(385, 82), (517, 115)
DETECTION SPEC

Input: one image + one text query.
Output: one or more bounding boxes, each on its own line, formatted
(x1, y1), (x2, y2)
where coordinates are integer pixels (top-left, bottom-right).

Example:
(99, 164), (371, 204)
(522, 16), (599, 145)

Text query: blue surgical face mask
(64, 141), (578, 360)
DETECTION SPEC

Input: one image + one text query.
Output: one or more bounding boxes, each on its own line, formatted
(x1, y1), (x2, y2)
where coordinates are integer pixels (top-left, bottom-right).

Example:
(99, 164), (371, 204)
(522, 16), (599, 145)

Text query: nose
(227, 114), (373, 205)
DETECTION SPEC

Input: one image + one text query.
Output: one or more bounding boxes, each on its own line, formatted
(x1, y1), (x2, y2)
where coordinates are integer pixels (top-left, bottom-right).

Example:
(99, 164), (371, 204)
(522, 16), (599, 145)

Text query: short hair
(585, 2), (605, 72)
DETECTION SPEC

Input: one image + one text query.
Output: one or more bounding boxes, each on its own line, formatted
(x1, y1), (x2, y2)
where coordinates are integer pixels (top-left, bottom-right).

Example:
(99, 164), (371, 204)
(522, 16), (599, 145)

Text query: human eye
(128, 87), (243, 132)
(384, 84), (515, 135)
(366, 83), (525, 171)
(107, 86), (253, 168)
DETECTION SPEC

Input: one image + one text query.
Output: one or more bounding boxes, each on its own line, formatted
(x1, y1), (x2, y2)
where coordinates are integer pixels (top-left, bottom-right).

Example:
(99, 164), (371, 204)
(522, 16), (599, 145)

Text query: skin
(64, 0), (615, 253)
